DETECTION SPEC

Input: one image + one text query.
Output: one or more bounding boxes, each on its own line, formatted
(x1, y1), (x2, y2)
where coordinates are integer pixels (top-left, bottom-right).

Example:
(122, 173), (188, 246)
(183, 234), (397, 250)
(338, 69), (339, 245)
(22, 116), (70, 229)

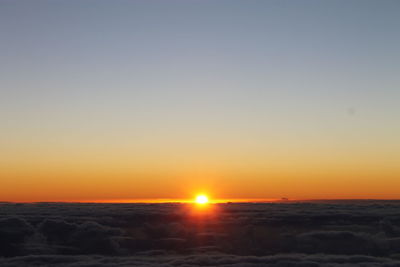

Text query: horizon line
(2, 198), (400, 204)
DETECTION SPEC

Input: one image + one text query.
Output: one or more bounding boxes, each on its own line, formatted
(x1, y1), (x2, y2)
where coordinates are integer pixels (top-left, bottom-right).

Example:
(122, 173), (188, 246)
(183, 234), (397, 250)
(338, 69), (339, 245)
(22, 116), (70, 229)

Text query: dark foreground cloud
(1, 201), (400, 265)
(0, 217), (35, 257)
(1, 253), (400, 267)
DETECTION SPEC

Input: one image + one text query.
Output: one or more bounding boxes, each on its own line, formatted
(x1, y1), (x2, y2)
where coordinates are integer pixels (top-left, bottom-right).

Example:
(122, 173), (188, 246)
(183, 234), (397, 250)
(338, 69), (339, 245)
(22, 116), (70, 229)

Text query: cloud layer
(1, 200), (400, 266)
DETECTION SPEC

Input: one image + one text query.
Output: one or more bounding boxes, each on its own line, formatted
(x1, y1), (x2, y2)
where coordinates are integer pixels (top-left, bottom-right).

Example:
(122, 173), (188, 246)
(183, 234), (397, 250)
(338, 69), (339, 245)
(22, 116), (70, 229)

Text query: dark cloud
(0, 217), (35, 257)
(1, 201), (400, 265)
(1, 253), (400, 267)
(295, 231), (383, 255)
(38, 219), (78, 245)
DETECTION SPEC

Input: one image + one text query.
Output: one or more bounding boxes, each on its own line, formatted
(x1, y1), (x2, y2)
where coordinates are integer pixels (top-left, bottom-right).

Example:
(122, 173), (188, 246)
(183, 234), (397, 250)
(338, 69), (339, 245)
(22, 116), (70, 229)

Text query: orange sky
(1, 145), (399, 202)
(1, 107), (399, 202)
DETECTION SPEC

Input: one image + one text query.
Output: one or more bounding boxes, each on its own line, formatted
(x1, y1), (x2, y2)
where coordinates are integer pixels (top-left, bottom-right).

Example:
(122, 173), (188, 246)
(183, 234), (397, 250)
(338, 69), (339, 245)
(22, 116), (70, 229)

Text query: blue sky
(1, 0), (399, 200)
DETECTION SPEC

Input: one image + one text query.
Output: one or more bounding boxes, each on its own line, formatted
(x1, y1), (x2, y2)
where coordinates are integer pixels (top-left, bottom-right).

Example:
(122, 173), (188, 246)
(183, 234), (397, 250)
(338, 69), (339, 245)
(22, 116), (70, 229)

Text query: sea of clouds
(1, 200), (400, 266)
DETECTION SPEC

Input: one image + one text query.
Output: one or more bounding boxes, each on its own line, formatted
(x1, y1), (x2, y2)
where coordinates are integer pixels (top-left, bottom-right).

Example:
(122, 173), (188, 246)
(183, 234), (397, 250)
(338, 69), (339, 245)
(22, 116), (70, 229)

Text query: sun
(195, 194), (209, 204)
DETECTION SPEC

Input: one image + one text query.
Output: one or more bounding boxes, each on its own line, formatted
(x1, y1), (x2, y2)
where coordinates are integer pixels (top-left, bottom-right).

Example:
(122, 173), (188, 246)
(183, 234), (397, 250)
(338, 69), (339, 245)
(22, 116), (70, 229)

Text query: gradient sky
(1, 0), (399, 202)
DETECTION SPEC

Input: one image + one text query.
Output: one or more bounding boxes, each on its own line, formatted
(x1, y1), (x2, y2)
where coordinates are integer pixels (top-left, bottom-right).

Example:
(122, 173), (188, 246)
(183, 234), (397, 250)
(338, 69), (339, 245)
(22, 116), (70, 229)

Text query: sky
(1, 0), (399, 202)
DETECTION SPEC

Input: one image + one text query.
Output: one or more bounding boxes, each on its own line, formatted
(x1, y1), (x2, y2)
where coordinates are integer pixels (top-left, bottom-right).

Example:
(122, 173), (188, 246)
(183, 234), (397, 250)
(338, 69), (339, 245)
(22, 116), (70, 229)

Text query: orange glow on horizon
(0, 197), (296, 204)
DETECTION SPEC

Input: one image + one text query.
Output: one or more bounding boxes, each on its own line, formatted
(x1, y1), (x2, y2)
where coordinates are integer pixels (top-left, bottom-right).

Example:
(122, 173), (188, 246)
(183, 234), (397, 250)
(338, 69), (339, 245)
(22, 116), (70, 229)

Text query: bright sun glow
(195, 194), (209, 204)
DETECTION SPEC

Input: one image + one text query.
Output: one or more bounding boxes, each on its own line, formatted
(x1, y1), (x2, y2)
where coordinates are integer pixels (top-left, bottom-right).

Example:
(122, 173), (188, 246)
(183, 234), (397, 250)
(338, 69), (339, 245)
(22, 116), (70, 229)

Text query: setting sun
(195, 195), (209, 204)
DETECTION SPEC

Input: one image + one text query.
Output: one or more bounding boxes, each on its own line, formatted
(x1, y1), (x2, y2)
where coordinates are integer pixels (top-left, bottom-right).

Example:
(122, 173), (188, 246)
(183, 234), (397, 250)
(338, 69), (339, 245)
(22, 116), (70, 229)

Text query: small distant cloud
(347, 107), (356, 116)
